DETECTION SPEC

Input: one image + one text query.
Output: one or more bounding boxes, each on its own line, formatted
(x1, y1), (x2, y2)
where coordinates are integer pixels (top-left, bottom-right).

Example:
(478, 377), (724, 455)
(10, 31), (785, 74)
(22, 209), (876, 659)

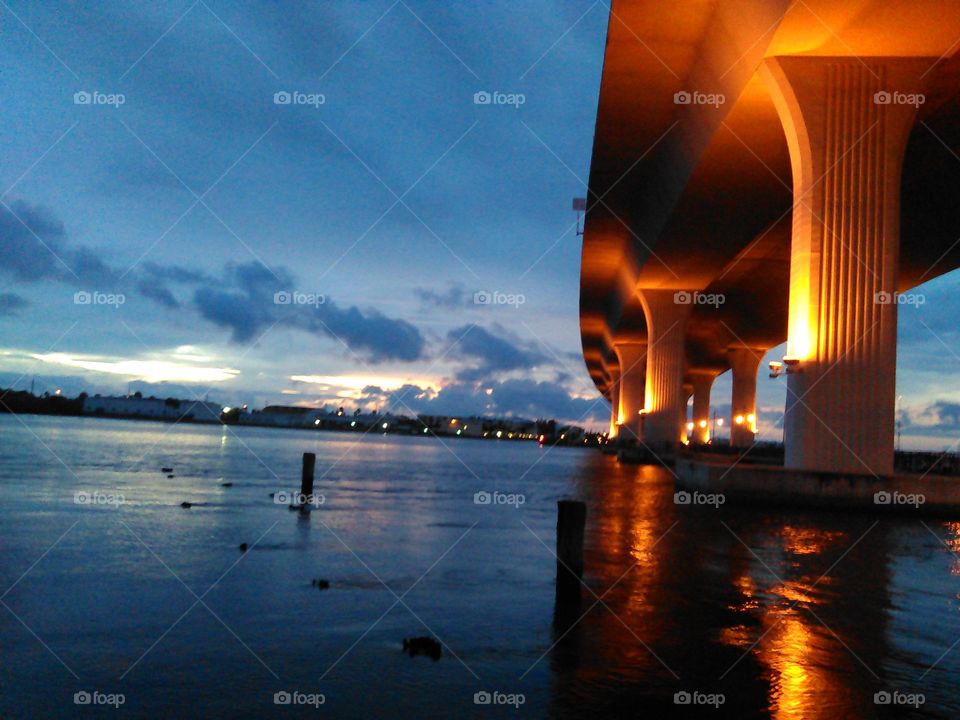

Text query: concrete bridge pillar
(761, 56), (927, 475)
(728, 347), (762, 448)
(607, 366), (621, 439)
(613, 342), (646, 442)
(639, 289), (692, 446)
(689, 371), (715, 444)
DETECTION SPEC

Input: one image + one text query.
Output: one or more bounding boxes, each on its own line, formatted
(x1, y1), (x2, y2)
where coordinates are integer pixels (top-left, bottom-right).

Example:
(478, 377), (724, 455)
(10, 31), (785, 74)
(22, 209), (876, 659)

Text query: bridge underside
(581, 0), (960, 474)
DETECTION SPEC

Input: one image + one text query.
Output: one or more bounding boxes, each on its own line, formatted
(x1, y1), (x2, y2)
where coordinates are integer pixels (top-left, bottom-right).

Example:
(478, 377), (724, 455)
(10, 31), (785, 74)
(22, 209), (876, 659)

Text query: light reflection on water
(1, 415), (959, 718)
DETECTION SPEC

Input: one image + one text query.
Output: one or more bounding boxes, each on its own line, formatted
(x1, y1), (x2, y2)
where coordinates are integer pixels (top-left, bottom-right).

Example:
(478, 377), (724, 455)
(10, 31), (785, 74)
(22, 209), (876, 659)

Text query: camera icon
(674, 691), (692, 704)
(74, 291), (91, 305)
(673, 491), (691, 505)
(874, 291), (893, 305)
(874, 491), (891, 505)
(673, 91), (692, 105)
(274, 91), (292, 105)
(274, 690), (292, 705)
(673, 290), (693, 305)
(474, 491), (491, 505)
(873, 91), (892, 105)
(74, 691), (92, 705)
(474, 691), (492, 705)
(73, 91), (91, 105)
(474, 91), (492, 105)
(274, 491), (292, 505)
(473, 290), (492, 305)
(874, 691), (892, 704)
(274, 291), (292, 305)
(74, 491), (90, 505)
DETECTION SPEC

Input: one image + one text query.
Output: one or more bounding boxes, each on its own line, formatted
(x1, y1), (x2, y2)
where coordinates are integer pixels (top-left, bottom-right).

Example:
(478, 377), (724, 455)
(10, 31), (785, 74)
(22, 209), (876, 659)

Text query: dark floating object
(221, 482), (233, 487)
(167, 474), (175, 478)
(180, 501), (192, 508)
(161, 467), (173, 473)
(238, 543), (249, 552)
(269, 492), (275, 498)
(402, 636), (442, 661)
(310, 579), (330, 589)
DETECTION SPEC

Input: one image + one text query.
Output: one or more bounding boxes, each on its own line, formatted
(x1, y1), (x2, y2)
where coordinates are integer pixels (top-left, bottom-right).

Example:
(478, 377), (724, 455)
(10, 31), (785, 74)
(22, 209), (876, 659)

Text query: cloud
(0, 293), (28, 317)
(447, 323), (546, 381)
(356, 378), (606, 427)
(0, 201), (70, 281)
(414, 283), (469, 310)
(191, 261), (426, 362)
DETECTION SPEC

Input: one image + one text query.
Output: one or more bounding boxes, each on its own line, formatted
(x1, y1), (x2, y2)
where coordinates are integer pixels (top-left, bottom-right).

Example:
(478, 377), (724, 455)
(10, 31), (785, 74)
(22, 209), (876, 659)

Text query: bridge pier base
(761, 56), (928, 475)
(639, 290), (693, 446)
(613, 342), (646, 443)
(690, 371), (715, 444)
(728, 347), (761, 448)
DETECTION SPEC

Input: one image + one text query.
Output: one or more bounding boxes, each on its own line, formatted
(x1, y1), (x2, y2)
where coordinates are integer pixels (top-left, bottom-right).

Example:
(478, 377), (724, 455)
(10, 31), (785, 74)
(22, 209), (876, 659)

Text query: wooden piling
(301, 452), (316, 499)
(556, 500), (586, 600)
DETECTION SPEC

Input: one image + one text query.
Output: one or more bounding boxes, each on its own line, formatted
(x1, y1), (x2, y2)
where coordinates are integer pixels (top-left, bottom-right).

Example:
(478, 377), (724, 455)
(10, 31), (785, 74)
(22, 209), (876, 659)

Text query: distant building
(83, 395), (222, 423)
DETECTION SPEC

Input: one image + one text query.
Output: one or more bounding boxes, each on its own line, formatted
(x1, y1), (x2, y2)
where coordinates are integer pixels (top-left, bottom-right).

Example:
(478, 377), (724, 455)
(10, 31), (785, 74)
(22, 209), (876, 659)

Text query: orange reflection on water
(781, 525), (847, 556)
(943, 522), (960, 576)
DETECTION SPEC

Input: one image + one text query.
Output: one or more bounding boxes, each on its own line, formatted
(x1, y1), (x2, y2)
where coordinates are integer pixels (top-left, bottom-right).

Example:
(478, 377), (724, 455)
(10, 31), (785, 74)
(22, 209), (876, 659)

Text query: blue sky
(1, 1), (959, 448)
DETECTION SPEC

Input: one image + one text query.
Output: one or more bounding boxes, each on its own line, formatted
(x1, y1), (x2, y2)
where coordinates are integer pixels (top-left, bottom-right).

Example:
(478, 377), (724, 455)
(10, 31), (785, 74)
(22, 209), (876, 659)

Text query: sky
(1, 1), (959, 449)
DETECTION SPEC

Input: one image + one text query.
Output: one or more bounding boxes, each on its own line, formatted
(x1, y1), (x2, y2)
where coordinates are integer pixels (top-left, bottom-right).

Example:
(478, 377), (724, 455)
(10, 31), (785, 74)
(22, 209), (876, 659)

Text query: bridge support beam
(761, 56), (927, 475)
(728, 347), (762, 448)
(613, 342), (646, 443)
(690, 371), (715, 444)
(639, 290), (692, 446)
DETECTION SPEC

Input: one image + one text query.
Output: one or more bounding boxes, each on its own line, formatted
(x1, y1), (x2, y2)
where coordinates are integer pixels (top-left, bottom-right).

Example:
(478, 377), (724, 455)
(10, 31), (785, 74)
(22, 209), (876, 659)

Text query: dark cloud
(357, 378), (606, 427)
(447, 324), (546, 381)
(191, 261), (426, 362)
(0, 201), (70, 281)
(414, 284), (469, 310)
(0, 292), (28, 317)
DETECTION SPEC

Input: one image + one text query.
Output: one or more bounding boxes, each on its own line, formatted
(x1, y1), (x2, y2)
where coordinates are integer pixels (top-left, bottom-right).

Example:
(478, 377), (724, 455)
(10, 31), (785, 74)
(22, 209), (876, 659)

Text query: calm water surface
(1, 415), (959, 718)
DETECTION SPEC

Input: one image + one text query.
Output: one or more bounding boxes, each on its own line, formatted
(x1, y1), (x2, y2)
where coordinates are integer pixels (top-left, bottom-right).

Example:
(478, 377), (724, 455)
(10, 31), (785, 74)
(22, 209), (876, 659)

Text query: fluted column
(607, 367), (621, 438)
(761, 56), (927, 475)
(690, 371), (715, 444)
(728, 347), (762, 448)
(613, 342), (646, 442)
(639, 290), (693, 446)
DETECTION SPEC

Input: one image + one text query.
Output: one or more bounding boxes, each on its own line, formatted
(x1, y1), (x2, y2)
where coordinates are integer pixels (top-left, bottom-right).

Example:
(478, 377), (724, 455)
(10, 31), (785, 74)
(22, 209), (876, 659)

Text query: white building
(83, 395), (222, 423)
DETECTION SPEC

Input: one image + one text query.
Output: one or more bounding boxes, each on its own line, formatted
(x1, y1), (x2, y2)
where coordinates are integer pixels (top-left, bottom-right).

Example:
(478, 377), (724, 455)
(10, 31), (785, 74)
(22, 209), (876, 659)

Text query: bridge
(580, 0), (960, 477)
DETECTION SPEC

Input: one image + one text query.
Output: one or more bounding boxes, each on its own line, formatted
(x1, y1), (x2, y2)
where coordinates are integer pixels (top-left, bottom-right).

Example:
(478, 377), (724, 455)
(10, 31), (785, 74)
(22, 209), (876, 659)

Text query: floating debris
(166, 474), (175, 479)
(310, 579), (330, 590)
(161, 467), (173, 473)
(220, 482), (233, 487)
(402, 636), (442, 661)
(180, 502), (192, 509)
(238, 543), (249, 552)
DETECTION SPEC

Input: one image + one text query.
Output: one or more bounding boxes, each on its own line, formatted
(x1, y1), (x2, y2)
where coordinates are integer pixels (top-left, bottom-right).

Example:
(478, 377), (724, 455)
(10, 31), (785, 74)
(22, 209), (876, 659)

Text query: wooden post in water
(556, 500), (586, 601)
(301, 452), (316, 500)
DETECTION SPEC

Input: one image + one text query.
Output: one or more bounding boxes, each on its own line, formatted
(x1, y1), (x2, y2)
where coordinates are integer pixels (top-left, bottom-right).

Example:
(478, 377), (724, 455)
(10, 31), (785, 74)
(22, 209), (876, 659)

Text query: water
(1, 415), (959, 718)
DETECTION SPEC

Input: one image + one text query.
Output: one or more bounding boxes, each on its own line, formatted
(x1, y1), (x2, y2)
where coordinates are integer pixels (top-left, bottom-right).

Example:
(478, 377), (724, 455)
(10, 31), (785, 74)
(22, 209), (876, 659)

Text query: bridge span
(581, 0), (960, 475)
